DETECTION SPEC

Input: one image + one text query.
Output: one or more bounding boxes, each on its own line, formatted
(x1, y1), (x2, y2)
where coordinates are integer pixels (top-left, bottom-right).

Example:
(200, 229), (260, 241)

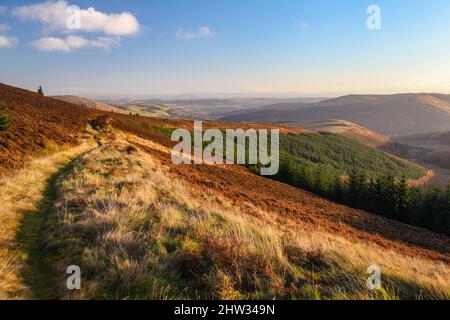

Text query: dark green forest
(270, 133), (449, 235)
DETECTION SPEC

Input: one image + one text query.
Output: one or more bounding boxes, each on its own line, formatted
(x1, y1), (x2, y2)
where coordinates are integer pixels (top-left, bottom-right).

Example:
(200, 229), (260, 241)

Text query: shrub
(0, 102), (12, 131)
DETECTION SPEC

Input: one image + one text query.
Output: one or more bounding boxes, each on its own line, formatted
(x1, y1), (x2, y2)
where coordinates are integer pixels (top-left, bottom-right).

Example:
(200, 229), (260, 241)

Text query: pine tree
(37, 86), (44, 96)
(396, 177), (410, 220)
(333, 175), (345, 202)
(347, 168), (367, 208)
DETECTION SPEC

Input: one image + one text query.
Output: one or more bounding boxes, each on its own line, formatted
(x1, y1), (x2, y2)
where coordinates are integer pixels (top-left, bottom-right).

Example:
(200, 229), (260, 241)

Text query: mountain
(222, 94), (450, 136)
(52, 95), (128, 114)
(289, 119), (390, 147)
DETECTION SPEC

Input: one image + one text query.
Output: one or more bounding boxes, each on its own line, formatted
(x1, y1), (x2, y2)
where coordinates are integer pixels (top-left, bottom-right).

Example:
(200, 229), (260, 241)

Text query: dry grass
(0, 139), (96, 299)
(45, 136), (449, 300)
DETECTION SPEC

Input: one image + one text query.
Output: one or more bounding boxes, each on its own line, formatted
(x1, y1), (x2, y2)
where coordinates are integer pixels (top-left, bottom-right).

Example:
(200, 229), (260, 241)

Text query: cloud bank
(13, 0), (140, 36)
(12, 0), (140, 52)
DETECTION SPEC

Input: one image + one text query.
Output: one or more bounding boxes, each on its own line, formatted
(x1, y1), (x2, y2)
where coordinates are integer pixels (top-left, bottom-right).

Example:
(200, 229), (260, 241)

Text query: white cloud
(0, 23), (10, 33)
(0, 35), (18, 48)
(176, 26), (216, 40)
(13, 0), (140, 36)
(30, 35), (120, 52)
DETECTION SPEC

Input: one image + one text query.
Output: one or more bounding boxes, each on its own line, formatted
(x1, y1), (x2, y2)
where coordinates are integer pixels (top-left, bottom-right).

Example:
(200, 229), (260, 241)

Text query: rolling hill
(0, 83), (448, 300)
(52, 95), (128, 114)
(288, 119), (390, 147)
(222, 94), (450, 136)
(101, 97), (326, 120)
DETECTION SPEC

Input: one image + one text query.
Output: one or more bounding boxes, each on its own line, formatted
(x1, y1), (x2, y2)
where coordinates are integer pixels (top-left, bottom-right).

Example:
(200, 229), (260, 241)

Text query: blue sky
(1, 0), (450, 97)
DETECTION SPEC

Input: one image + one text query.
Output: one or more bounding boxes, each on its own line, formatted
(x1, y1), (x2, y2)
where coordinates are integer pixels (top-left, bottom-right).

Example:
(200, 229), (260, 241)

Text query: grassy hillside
(297, 119), (390, 147)
(0, 83), (99, 176)
(40, 137), (449, 300)
(51, 96), (128, 114)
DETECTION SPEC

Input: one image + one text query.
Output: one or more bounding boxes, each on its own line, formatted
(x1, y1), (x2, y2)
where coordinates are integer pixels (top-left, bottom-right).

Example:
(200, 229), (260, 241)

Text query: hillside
(278, 132), (423, 179)
(0, 83), (99, 176)
(222, 94), (450, 136)
(290, 119), (390, 147)
(0, 84), (448, 300)
(383, 131), (450, 186)
(52, 95), (128, 114)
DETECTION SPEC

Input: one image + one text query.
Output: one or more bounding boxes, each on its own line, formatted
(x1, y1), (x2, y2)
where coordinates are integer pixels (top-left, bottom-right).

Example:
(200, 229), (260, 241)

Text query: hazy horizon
(2, 0), (450, 97)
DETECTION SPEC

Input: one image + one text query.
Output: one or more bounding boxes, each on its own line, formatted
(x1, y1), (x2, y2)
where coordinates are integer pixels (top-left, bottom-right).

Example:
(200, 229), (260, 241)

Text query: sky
(1, 0), (450, 98)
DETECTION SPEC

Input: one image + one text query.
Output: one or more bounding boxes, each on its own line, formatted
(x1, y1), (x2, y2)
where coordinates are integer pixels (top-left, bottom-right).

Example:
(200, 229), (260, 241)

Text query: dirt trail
(0, 140), (97, 299)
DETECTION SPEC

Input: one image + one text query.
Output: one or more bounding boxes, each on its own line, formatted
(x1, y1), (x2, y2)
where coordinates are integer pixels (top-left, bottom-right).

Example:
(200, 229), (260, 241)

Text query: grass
(0, 138), (96, 299)
(42, 136), (449, 300)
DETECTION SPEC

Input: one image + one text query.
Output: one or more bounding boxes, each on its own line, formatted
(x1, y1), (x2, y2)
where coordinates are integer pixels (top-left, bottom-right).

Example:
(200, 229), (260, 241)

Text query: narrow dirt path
(0, 140), (97, 299)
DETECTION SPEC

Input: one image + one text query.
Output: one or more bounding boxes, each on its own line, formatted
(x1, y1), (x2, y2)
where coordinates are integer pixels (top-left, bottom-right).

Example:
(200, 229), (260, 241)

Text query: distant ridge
(297, 119), (390, 147)
(222, 93), (450, 136)
(52, 95), (128, 114)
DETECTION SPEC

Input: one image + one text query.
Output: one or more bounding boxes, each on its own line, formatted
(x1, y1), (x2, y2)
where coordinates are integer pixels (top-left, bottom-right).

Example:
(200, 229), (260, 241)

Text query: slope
(297, 119), (390, 147)
(0, 83), (100, 176)
(52, 95), (128, 114)
(41, 132), (449, 300)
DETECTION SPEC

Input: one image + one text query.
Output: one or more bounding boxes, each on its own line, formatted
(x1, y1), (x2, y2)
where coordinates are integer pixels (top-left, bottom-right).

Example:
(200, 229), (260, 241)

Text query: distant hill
(287, 119), (390, 147)
(101, 97), (326, 120)
(222, 94), (450, 136)
(52, 95), (128, 114)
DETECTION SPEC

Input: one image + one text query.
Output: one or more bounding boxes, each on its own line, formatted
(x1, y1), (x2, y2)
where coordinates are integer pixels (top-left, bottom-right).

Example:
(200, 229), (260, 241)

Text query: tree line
(275, 158), (450, 235)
